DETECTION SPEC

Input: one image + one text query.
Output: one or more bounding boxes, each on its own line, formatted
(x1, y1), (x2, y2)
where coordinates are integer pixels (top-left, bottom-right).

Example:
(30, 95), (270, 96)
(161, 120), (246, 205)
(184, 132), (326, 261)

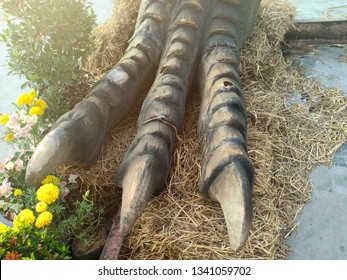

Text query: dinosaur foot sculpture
(25, 0), (261, 259)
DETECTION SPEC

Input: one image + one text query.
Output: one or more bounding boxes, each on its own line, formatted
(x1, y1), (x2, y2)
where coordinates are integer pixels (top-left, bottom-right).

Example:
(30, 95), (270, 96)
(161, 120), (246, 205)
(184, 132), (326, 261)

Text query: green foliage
(0, 177), (74, 260)
(54, 190), (102, 246)
(0, 224), (72, 260)
(0, 0), (96, 90)
(0, 180), (97, 260)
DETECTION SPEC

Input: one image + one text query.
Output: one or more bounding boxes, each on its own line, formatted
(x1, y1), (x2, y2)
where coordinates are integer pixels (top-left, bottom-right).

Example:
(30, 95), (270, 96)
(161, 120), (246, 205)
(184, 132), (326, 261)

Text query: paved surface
(288, 0), (347, 20)
(286, 0), (347, 260)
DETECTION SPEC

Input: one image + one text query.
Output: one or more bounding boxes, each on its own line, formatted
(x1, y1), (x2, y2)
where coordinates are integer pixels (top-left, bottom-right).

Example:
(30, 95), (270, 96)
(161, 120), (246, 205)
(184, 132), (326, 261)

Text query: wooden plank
(285, 19), (347, 44)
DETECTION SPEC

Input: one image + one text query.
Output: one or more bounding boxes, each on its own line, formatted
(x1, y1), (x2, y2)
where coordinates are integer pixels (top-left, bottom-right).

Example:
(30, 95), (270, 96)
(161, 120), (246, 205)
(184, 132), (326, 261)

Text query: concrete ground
(285, 0), (347, 259)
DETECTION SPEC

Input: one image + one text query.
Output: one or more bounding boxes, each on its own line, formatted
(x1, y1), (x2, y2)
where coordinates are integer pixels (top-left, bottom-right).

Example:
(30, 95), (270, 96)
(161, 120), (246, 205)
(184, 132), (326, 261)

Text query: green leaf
(27, 74), (41, 80)
(0, 33), (7, 42)
(21, 81), (29, 90)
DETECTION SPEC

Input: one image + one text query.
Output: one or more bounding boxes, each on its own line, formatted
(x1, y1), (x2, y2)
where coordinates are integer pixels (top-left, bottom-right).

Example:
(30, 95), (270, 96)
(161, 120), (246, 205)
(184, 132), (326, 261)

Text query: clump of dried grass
(63, 0), (347, 259)
(86, 0), (142, 75)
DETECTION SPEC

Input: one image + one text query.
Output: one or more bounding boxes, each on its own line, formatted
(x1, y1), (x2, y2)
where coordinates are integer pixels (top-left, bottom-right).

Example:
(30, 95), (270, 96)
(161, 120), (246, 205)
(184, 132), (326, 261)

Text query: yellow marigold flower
(14, 188), (23, 197)
(0, 113), (9, 125)
(0, 223), (11, 234)
(29, 90), (37, 98)
(35, 201), (48, 213)
(5, 133), (14, 142)
(17, 95), (25, 105)
(35, 211), (53, 229)
(35, 99), (47, 111)
(36, 183), (60, 204)
(41, 175), (60, 186)
(13, 209), (35, 230)
(17, 93), (35, 105)
(29, 106), (44, 116)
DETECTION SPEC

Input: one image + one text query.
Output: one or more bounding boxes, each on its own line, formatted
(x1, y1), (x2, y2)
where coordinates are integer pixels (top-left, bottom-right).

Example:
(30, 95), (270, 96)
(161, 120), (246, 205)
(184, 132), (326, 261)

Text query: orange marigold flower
(4, 250), (22, 260)
(9, 237), (17, 246)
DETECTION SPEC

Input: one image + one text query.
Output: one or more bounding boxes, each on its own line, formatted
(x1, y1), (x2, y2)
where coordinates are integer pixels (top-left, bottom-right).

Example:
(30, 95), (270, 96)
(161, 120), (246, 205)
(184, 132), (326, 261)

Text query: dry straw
(61, 0), (347, 259)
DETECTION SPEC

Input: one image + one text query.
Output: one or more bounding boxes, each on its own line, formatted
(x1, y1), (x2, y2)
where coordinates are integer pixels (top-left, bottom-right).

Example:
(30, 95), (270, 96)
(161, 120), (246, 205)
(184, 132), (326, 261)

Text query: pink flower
(60, 188), (70, 198)
(0, 179), (12, 198)
(6, 114), (21, 133)
(0, 162), (5, 173)
(17, 124), (32, 138)
(7, 112), (18, 127)
(59, 181), (68, 187)
(15, 158), (24, 172)
(11, 124), (21, 135)
(17, 129), (28, 138)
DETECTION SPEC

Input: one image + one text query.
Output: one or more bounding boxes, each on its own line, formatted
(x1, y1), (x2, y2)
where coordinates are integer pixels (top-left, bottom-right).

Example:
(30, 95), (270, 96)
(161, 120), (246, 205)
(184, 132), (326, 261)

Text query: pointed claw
(26, 130), (76, 186)
(25, 115), (95, 186)
(207, 162), (252, 251)
(116, 154), (164, 236)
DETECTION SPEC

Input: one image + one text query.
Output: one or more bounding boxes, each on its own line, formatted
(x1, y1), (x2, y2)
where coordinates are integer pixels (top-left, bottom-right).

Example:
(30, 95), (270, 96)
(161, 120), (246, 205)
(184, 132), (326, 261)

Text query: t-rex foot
(26, 0), (261, 258)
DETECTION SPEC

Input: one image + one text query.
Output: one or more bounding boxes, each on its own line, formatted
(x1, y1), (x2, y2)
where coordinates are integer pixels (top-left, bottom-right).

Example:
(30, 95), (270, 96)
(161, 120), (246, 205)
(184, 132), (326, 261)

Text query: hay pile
(86, 0), (141, 76)
(63, 0), (347, 259)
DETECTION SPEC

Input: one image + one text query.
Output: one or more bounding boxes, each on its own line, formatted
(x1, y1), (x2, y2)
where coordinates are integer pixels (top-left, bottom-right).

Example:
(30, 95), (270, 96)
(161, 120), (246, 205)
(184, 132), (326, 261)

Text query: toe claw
(207, 163), (253, 251)
(116, 154), (165, 236)
(25, 120), (85, 186)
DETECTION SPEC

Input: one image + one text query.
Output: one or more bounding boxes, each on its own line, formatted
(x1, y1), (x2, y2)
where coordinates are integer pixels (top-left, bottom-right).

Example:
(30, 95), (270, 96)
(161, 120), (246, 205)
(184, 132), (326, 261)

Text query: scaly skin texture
(25, 0), (261, 258)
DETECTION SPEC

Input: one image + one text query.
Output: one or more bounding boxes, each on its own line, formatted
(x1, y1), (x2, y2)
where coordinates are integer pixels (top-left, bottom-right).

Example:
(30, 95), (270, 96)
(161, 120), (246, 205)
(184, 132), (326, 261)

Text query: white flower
(10, 203), (24, 213)
(0, 200), (10, 211)
(11, 124), (21, 135)
(68, 174), (78, 183)
(60, 187), (70, 198)
(21, 113), (37, 126)
(5, 161), (15, 171)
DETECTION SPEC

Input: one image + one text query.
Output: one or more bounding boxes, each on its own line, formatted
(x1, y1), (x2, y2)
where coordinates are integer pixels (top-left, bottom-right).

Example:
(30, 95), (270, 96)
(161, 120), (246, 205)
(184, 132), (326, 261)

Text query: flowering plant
(0, 90), (49, 200)
(0, 92), (97, 260)
(0, 175), (75, 259)
(1, 90), (48, 148)
(0, 173), (97, 260)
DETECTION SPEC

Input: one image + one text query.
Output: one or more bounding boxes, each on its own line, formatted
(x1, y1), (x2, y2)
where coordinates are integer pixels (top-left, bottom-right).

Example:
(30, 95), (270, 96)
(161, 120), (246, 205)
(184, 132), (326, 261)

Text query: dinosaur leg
(100, 0), (209, 259)
(25, 0), (169, 186)
(198, 0), (260, 251)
